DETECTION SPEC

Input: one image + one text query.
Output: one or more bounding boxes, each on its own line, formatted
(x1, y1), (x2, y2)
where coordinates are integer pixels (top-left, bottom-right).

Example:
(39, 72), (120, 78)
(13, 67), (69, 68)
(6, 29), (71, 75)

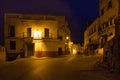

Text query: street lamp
(66, 36), (69, 40)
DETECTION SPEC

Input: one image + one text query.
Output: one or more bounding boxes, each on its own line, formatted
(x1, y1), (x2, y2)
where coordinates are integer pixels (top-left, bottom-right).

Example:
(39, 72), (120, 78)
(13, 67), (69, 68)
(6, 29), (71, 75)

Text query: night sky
(0, 0), (99, 45)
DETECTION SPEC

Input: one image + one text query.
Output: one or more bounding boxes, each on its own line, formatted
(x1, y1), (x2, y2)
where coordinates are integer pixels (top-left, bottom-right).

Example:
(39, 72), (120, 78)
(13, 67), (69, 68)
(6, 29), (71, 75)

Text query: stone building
(4, 13), (71, 60)
(99, 0), (120, 71)
(84, 0), (120, 71)
(99, 0), (116, 46)
(84, 18), (100, 55)
(84, 0), (117, 54)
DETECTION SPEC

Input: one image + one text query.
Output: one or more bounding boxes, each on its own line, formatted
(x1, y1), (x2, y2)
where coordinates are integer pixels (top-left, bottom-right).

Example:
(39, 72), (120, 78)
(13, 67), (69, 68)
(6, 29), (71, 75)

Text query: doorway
(58, 47), (62, 55)
(27, 43), (34, 57)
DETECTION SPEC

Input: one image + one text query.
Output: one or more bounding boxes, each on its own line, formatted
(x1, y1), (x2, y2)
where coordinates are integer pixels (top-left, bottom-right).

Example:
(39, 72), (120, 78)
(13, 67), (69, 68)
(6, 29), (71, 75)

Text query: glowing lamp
(66, 36), (69, 40)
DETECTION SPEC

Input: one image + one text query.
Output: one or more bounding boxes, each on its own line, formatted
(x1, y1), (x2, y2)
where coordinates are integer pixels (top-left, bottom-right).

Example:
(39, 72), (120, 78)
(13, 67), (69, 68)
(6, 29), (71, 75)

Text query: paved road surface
(0, 55), (119, 80)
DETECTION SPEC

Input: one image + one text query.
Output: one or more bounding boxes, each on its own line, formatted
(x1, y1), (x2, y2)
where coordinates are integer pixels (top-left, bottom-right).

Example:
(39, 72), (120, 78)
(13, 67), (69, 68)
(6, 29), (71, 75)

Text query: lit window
(33, 30), (42, 39)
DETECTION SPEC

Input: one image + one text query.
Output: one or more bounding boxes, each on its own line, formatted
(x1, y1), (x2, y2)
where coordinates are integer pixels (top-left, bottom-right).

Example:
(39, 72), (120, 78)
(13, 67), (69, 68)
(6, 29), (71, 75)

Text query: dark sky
(0, 0), (99, 45)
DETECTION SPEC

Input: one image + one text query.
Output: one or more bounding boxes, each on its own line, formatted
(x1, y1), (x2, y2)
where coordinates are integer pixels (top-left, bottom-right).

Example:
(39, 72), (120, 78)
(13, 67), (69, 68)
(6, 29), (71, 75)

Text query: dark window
(58, 36), (63, 40)
(110, 18), (112, 25)
(118, 36), (120, 47)
(101, 9), (104, 16)
(101, 38), (104, 48)
(103, 23), (106, 29)
(109, 32), (113, 36)
(94, 26), (96, 32)
(10, 41), (16, 50)
(98, 25), (102, 32)
(108, 1), (112, 9)
(110, 46), (113, 54)
(105, 22), (109, 27)
(104, 51), (108, 62)
(101, 35), (107, 47)
(9, 25), (15, 37)
(45, 28), (49, 38)
(58, 47), (62, 55)
(27, 28), (31, 37)
(89, 39), (91, 43)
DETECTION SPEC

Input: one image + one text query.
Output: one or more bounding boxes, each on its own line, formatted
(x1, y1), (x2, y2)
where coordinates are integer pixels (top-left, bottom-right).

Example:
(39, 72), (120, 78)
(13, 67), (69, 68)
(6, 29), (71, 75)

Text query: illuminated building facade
(99, 0), (116, 47)
(84, 0), (117, 55)
(99, 0), (120, 71)
(84, 18), (100, 55)
(4, 13), (71, 60)
(84, 0), (120, 70)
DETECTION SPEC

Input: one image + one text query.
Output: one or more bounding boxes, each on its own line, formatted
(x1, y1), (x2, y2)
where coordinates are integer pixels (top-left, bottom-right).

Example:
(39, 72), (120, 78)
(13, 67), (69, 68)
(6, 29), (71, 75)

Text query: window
(9, 25), (15, 37)
(45, 28), (49, 38)
(101, 35), (107, 47)
(58, 47), (62, 55)
(101, 9), (104, 16)
(110, 18), (113, 25)
(104, 51), (108, 62)
(110, 46), (113, 54)
(108, 1), (112, 9)
(27, 28), (31, 37)
(89, 39), (91, 43)
(10, 41), (16, 50)
(98, 25), (102, 32)
(101, 38), (104, 48)
(94, 26), (96, 32)
(105, 22), (109, 27)
(58, 36), (63, 40)
(118, 36), (120, 47)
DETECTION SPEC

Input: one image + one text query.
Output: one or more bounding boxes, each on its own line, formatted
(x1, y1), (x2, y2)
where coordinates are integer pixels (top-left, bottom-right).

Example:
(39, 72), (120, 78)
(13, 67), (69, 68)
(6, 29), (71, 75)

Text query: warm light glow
(35, 42), (42, 56)
(33, 30), (42, 39)
(98, 48), (103, 55)
(70, 42), (73, 45)
(66, 36), (69, 40)
(73, 48), (77, 55)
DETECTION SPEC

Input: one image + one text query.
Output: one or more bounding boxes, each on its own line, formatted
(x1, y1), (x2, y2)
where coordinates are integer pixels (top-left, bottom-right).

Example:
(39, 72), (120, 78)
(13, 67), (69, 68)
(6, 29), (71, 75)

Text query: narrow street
(0, 55), (119, 80)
